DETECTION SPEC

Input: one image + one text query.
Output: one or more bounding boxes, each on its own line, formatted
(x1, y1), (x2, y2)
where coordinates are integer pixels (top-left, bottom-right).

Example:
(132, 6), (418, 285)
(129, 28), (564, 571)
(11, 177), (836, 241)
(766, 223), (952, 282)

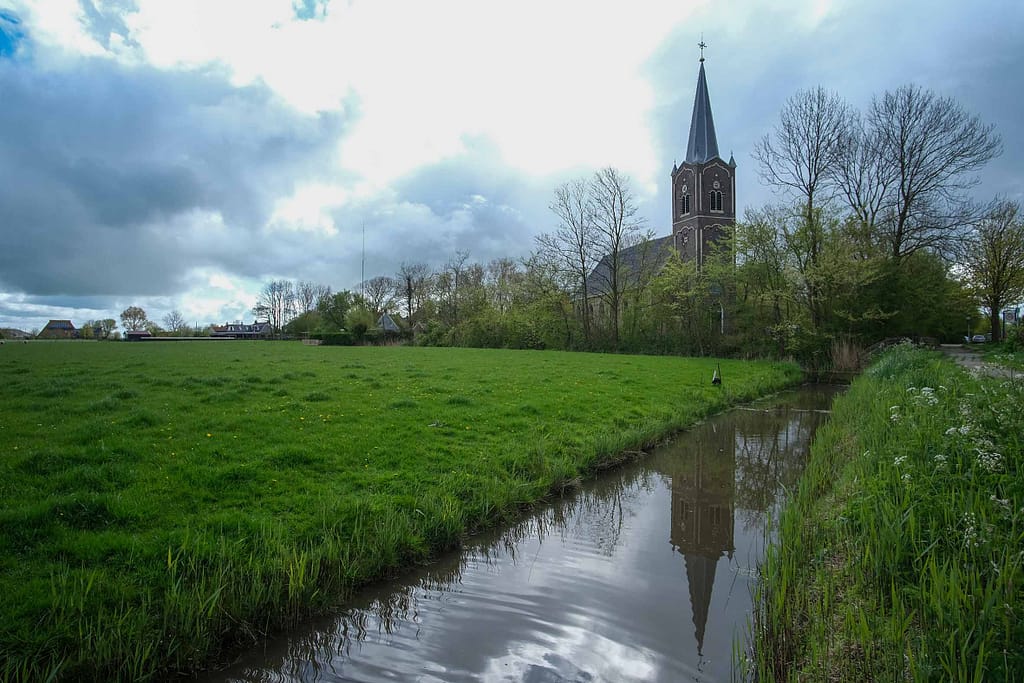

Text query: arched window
(710, 190), (723, 212)
(680, 194), (691, 215)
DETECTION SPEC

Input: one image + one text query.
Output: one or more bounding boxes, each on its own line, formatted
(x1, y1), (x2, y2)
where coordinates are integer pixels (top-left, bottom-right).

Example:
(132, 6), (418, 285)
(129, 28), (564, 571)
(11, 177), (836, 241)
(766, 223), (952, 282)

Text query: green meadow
(0, 342), (799, 681)
(752, 345), (1023, 681)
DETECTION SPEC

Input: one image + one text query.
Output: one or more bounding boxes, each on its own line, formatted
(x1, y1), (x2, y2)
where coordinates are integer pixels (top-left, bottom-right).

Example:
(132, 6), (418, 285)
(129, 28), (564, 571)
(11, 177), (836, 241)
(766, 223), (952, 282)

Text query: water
(205, 385), (842, 682)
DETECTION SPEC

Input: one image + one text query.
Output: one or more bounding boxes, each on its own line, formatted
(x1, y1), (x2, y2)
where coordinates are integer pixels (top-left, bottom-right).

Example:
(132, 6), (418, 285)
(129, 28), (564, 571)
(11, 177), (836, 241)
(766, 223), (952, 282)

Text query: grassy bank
(984, 348), (1024, 371)
(0, 343), (800, 680)
(752, 344), (1023, 681)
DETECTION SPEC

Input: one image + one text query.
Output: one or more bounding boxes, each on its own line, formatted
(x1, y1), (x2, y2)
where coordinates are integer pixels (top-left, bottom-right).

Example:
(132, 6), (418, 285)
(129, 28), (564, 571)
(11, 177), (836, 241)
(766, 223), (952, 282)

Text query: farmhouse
(36, 319), (78, 339)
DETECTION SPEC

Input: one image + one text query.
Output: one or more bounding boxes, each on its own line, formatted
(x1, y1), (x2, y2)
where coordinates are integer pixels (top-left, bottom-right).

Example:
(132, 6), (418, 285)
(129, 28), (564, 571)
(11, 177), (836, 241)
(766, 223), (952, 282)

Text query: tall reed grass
(751, 343), (1023, 681)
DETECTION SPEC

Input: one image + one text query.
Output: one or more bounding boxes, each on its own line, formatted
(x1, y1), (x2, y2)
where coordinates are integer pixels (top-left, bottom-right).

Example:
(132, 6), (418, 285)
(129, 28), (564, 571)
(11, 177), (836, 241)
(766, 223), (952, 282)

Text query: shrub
(316, 332), (354, 346)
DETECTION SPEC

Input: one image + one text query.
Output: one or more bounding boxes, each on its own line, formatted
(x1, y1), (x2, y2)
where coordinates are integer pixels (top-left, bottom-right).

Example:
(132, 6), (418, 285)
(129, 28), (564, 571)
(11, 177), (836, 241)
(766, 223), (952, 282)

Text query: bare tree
(163, 309), (187, 336)
(754, 86), (851, 230)
(588, 167), (648, 348)
(753, 87), (851, 327)
(294, 281), (331, 315)
(868, 84), (1001, 260)
(99, 318), (117, 339)
(536, 178), (598, 343)
(359, 276), (397, 317)
(253, 279), (296, 334)
(120, 306), (148, 331)
(964, 200), (1024, 341)
(395, 262), (431, 324)
(440, 250), (471, 326)
(485, 258), (522, 314)
(833, 111), (897, 253)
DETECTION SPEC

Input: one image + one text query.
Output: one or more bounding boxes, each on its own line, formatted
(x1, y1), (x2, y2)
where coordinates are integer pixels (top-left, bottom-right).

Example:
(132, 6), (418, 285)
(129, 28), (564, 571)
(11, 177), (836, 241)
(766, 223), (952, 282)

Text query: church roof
(684, 61), (720, 165)
(586, 235), (675, 297)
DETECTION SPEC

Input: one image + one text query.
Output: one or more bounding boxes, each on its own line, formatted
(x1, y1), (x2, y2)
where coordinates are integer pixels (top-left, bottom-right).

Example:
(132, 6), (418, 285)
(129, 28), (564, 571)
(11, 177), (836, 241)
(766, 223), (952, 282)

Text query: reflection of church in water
(669, 421), (736, 657)
(665, 47), (739, 658)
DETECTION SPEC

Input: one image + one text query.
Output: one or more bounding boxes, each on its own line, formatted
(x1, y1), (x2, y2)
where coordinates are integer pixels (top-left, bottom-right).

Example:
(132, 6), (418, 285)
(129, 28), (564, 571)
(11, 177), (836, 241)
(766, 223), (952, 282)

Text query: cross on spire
(698, 36), (707, 62)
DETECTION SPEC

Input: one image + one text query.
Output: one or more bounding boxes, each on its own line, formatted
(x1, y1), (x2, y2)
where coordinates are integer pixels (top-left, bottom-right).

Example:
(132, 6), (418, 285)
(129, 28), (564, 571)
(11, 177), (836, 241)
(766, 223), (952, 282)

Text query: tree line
(112, 82), (1021, 362)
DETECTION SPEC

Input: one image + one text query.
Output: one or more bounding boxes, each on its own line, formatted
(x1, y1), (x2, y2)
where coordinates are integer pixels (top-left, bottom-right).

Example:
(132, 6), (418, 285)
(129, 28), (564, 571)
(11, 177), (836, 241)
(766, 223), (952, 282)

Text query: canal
(205, 385), (842, 682)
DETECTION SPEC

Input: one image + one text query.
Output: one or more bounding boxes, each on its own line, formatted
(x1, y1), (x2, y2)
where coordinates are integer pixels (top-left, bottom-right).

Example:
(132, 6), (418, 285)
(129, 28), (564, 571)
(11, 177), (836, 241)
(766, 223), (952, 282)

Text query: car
(971, 334), (987, 343)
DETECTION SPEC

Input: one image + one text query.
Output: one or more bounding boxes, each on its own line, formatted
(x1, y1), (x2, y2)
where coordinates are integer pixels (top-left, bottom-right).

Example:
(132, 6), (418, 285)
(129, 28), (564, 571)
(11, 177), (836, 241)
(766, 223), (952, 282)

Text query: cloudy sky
(1, 0), (1022, 332)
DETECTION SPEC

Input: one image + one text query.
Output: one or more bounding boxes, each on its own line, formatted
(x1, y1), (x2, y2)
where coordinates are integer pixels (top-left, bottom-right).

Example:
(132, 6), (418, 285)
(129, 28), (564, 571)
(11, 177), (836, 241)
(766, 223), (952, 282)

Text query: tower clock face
(712, 180), (721, 189)
(681, 184), (688, 194)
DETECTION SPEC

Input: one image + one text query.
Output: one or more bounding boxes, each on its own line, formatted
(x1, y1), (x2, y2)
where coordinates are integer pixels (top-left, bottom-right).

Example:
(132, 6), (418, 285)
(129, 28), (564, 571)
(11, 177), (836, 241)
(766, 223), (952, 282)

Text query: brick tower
(670, 47), (735, 265)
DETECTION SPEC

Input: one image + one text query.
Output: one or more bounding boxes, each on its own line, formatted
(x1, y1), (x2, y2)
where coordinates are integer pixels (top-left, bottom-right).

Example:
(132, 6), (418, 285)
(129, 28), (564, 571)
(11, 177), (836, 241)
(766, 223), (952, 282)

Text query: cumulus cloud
(0, 55), (344, 296)
(0, 0), (1021, 331)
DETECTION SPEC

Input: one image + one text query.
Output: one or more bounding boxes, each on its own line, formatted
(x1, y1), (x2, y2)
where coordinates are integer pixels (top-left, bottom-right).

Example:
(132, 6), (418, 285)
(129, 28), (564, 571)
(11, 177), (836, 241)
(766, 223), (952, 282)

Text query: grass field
(0, 342), (800, 681)
(752, 344), (1023, 681)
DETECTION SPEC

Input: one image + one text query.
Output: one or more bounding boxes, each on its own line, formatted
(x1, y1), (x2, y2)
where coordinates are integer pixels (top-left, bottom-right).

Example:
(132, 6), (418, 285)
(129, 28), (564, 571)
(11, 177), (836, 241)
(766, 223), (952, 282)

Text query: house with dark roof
(377, 313), (401, 334)
(210, 320), (272, 339)
(588, 51), (735, 310)
(36, 320), (78, 339)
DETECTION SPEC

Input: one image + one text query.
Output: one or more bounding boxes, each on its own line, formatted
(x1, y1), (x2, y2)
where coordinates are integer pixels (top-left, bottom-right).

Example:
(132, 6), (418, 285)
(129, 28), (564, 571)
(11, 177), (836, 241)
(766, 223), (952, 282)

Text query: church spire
(684, 47), (720, 165)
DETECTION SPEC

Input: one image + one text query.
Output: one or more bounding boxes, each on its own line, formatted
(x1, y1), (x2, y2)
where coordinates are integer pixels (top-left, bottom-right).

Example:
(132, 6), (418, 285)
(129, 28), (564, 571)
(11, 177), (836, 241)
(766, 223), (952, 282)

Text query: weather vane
(698, 35), (707, 62)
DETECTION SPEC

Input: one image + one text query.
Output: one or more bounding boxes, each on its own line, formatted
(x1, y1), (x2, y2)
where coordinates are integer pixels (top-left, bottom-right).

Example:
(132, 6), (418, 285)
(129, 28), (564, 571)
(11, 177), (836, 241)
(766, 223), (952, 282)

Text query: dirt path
(938, 344), (1020, 380)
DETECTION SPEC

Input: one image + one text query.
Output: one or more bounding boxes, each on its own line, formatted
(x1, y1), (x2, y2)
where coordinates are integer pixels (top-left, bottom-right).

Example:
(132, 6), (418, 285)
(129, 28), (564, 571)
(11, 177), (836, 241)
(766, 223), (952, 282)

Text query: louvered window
(710, 190), (723, 212)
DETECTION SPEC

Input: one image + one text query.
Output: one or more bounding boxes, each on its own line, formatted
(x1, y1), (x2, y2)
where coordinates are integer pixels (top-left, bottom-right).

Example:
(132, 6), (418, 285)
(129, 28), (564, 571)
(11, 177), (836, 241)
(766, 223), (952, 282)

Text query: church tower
(671, 46), (735, 265)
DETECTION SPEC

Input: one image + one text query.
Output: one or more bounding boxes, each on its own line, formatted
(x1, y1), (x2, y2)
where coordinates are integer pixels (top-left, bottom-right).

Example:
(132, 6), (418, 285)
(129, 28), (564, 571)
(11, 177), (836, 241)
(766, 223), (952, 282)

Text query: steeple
(671, 40), (735, 266)
(684, 59), (720, 164)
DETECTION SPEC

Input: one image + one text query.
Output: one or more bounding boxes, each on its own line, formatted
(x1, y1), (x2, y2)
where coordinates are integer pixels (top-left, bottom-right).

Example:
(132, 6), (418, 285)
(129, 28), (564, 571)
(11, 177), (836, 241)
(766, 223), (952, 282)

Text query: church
(671, 47), (736, 264)
(587, 49), (736, 300)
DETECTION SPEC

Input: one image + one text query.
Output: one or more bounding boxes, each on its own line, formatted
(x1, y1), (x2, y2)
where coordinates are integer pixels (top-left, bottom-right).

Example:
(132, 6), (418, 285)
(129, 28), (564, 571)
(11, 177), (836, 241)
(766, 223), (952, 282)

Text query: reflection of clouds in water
(214, 388), (842, 683)
(480, 624), (662, 683)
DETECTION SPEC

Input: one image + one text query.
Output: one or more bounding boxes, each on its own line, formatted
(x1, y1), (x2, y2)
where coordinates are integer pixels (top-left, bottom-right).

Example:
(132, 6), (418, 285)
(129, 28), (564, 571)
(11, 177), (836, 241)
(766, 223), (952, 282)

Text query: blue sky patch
(292, 0), (328, 21)
(0, 9), (25, 58)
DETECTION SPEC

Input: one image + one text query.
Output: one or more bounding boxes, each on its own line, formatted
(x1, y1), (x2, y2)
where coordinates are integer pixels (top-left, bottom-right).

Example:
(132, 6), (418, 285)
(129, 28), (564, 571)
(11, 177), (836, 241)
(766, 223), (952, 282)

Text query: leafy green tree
(120, 306), (147, 331)
(317, 290), (356, 331)
(345, 303), (377, 343)
(284, 310), (323, 336)
(964, 200), (1024, 340)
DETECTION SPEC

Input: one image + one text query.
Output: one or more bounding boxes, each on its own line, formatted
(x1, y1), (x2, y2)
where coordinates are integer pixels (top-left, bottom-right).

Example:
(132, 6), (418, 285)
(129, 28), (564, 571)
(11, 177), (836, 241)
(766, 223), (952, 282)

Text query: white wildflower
(945, 427), (958, 436)
(990, 495), (1011, 515)
(962, 512), (982, 548)
(976, 449), (1003, 472)
(901, 472), (912, 483)
(959, 425), (971, 435)
(893, 455), (907, 467)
